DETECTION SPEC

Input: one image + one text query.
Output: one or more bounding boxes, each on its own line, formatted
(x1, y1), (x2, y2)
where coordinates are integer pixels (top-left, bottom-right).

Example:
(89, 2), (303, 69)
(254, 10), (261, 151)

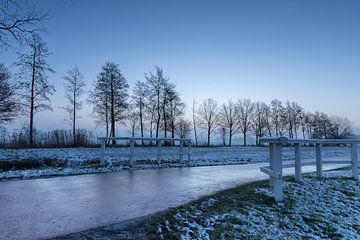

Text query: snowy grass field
(0, 146), (353, 180)
(149, 170), (360, 239)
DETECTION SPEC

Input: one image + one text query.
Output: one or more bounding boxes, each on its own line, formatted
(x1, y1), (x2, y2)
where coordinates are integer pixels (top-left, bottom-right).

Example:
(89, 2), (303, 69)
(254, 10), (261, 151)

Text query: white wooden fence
(260, 137), (359, 202)
(97, 137), (191, 166)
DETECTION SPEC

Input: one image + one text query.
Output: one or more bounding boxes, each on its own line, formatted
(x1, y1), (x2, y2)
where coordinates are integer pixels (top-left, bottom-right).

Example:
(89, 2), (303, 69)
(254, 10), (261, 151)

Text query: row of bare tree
(192, 98), (354, 146)
(0, 44), (355, 147)
(88, 65), (187, 146)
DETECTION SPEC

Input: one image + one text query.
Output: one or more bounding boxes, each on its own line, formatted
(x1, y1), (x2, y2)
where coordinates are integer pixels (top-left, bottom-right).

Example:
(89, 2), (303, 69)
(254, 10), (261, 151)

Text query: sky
(2, 0), (360, 133)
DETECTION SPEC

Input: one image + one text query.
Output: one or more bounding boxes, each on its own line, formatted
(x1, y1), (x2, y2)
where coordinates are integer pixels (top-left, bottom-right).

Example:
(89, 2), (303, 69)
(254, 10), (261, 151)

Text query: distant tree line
(0, 0), (355, 147)
(192, 98), (354, 146)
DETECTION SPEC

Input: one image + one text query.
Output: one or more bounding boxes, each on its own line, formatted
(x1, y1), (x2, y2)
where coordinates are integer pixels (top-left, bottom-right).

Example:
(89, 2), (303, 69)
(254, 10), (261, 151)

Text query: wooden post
(101, 139), (106, 166)
(273, 143), (283, 202)
(316, 143), (322, 179)
(351, 143), (359, 180)
(157, 140), (161, 164)
(295, 143), (302, 182)
(269, 143), (275, 187)
(129, 139), (135, 167)
(179, 140), (184, 164)
(187, 140), (191, 162)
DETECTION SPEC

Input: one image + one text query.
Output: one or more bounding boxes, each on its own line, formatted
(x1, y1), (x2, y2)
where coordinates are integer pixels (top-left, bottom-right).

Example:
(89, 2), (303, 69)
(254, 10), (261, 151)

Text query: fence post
(187, 140), (191, 162)
(129, 139), (135, 167)
(157, 140), (162, 164)
(273, 143), (283, 202)
(316, 143), (322, 179)
(269, 143), (275, 187)
(179, 140), (184, 164)
(101, 139), (106, 166)
(351, 143), (359, 181)
(295, 143), (302, 182)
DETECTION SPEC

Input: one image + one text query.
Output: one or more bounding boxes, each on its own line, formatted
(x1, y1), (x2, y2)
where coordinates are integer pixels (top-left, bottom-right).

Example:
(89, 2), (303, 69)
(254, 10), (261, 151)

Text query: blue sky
(2, 0), (360, 131)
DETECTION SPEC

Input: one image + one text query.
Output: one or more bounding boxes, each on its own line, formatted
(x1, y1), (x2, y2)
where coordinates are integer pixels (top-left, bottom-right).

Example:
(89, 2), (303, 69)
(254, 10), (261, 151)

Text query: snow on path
(0, 160), (348, 240)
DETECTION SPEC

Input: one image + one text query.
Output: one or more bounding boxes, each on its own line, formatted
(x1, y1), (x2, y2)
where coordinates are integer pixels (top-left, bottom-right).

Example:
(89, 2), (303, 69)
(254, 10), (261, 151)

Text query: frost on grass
(154, 171), (360, 239)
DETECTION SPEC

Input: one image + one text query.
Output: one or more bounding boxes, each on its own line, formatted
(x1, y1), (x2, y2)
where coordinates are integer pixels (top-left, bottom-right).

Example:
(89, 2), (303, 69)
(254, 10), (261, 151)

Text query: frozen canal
(0, 160), (348, 240)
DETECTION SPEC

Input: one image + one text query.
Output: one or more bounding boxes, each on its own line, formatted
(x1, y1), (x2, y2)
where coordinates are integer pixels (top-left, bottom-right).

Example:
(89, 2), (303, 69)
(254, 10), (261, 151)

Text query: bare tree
(131, 80), (146, 144)
(311, 111), (332, 139)
(270, 99), (284, 136)
(197, 98), (219, 146)
(17, 34), (54, 146)
(303, 112), (314, 139)
(126, 102), (139, 138)
(263, 105), (273, 137)
(252, 101), (269, 145)
(89, 62), (129, 144)
(145, 101), (157, 143)
(329, 115), (353, 139)
(282, 101), (303, 138)
(0, 0), (48, 49)
(292, 102), (303, 138)
(219, 99), (240, 146)
(0, 63), (17, 123)
(167, 85), (186, 143)
(237, 98), (254, 146)
(298, 110), (307, 139)
(145, 66), (167, 138)
(176, 118), (191, 139)
(161, 81), (174, 140)
(62, 65), (86, 146)
(88, 80), (110, 138)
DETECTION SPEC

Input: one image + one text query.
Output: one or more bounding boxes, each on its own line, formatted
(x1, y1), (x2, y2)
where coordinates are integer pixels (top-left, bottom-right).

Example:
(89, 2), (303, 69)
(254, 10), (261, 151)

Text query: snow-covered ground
(155, 170), (360, 239)
(0, 146), (353, 180)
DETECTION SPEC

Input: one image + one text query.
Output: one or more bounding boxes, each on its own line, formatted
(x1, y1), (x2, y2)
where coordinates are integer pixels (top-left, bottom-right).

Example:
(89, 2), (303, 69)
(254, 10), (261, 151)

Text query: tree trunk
(268, 126), (272, 137)
(243, 131), (247, 146)
(171, 102), (175, 146)
(207, 126), (211, 146)
(222, 128), (226, 146)
(73, 87), (76, 146)
(105, 102), (109, 138)
(193, 118), (198, 146)
(163, 100), (167, 140)
(171, 120), (175, 146)
(302, 127), (306, 139)
(110, 78), (116, 145)
(139, 100), (144, 145)
(229, 129), (232, 146)
(156, 89), (160, 138)
(150, 128), (153, 145)
(192, 101), (198, 146)
(150, 111), (154, 145)
(29, 49), (36, 147)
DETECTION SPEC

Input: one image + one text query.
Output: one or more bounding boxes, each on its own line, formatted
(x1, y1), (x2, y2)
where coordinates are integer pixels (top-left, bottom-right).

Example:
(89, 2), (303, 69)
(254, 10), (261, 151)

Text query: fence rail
(259, 137), (359, 202)
(97, 137), (191, 166)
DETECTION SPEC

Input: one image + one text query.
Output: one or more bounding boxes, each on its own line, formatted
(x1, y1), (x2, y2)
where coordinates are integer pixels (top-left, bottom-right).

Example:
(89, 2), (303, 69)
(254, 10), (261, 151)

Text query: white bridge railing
(97, 137), (191, 166)
(260, 137), (359, 202)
